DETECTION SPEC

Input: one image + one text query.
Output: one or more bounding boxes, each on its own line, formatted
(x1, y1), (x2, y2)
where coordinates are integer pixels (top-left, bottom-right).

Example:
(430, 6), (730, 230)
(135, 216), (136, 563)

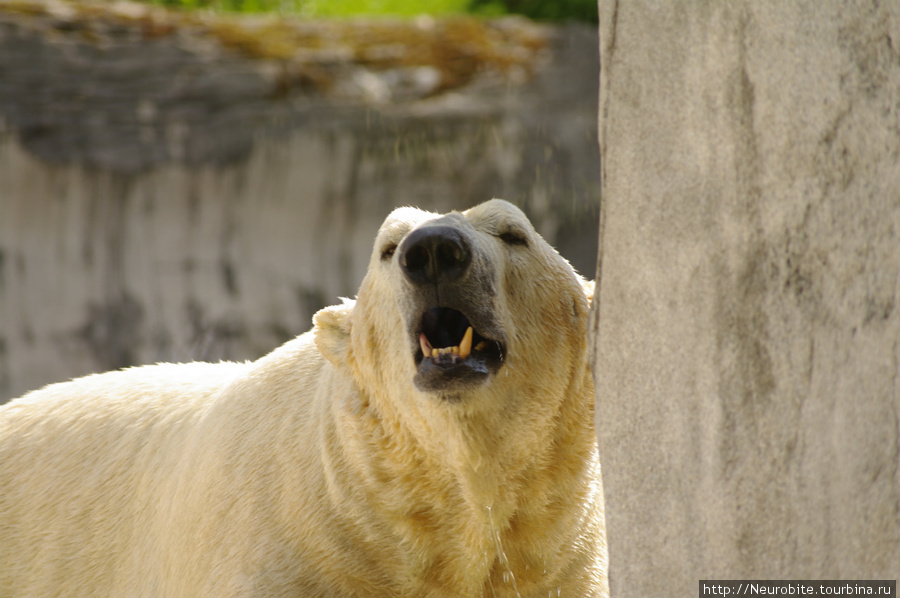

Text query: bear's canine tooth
(459, 327), (473, 360)
(419, 333), (433, 358)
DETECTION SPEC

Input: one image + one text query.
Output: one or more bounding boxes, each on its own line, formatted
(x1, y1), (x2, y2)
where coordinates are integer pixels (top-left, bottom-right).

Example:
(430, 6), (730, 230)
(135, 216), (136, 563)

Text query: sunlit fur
(0, 199), (607, 597)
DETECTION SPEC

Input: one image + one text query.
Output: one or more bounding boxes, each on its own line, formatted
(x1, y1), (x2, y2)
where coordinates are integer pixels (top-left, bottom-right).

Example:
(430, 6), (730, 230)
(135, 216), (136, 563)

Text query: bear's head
(315, 199), (593, 413)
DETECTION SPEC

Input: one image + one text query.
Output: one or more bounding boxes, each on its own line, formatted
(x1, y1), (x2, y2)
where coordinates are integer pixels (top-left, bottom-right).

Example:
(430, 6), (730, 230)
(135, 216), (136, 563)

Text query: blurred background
(0, 0), (599, 402)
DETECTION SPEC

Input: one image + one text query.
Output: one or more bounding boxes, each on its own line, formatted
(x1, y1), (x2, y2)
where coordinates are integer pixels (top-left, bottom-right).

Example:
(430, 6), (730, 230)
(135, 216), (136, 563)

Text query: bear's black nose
(399, 226), (471, 285)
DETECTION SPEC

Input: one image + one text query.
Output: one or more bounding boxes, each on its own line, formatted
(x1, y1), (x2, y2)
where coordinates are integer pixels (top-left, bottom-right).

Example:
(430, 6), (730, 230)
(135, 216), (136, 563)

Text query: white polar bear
(0, 199), (607, 597)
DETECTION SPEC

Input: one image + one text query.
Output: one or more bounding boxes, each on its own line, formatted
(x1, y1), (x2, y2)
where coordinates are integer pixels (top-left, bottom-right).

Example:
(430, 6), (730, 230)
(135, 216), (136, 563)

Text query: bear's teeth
(420, 327), (475, 361)
(459, 327), (473, 360)
(474, 341), (489, 352)
(419, 333), (433, 358)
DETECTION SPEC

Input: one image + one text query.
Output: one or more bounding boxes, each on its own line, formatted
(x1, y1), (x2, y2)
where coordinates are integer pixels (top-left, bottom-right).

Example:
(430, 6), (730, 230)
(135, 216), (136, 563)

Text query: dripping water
(486, 505), (521, 598)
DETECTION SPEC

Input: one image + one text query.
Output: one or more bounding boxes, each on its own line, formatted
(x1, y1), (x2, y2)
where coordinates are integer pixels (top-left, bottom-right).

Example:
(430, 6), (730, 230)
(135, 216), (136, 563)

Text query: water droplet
(485, 504), (521, 598)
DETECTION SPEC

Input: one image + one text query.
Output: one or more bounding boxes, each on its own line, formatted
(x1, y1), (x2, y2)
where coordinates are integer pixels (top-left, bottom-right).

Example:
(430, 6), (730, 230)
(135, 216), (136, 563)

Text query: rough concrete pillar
(592, 1), (900, 595)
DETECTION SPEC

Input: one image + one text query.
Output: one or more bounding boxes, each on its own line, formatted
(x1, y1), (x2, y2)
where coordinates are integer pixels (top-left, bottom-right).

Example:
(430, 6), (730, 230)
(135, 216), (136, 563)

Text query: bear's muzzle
(397, 222), (506, 394)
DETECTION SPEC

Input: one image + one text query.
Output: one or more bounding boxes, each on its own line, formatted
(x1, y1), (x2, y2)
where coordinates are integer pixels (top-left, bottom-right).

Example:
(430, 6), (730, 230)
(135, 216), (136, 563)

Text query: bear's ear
(582, 279), (595, 303)
(314, 298), (354, 367)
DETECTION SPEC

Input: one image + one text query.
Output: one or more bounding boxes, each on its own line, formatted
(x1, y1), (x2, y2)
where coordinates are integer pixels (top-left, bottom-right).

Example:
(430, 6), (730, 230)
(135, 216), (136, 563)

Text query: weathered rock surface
(592, 1), (900, 594)
(0, 1), (599, 401)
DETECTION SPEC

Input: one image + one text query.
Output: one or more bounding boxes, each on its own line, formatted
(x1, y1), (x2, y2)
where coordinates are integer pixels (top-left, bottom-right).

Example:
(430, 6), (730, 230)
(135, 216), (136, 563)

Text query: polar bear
(0, 199), (607, 597)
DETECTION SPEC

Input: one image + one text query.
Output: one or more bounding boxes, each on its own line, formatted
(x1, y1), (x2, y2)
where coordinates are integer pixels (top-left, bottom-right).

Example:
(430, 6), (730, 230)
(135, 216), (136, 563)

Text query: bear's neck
(375, 384), (562, 508)
(342, 379), (597, 594)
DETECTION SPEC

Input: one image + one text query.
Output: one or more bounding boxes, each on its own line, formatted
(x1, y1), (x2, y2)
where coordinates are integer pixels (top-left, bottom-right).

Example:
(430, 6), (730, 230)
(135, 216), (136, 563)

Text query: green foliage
(468, 0), (597, 23)
(147, 0), (597, 21)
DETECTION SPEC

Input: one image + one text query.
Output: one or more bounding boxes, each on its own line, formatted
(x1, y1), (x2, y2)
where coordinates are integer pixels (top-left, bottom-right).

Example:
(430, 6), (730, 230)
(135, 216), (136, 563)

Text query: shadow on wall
(0, 3), (600, 402)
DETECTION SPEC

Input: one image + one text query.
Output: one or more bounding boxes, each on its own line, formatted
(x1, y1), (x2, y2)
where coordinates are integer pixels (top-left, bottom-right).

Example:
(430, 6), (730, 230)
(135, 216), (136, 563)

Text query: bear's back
(0, 361), (245, 597)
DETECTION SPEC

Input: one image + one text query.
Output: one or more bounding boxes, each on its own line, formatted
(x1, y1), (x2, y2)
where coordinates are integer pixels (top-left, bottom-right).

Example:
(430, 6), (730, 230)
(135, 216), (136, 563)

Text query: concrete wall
(592, 1), (900, 594)
(0, 4), (600, 402)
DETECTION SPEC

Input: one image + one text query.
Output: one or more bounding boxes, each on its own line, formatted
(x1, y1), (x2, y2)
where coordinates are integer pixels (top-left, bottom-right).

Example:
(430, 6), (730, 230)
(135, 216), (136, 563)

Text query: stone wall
(0, 2), (600, 401)
(592, 1), (900, 594)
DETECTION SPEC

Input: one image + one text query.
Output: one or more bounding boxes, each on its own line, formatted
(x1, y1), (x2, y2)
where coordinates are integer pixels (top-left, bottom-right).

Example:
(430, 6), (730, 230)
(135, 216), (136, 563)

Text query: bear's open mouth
(413, 307), (504, 392)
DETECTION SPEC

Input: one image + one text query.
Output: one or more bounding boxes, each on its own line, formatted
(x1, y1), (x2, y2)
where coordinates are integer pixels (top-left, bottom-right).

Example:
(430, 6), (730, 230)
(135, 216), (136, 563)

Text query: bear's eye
(380, 243), (398, 261)
(498, 230), (528, 247)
